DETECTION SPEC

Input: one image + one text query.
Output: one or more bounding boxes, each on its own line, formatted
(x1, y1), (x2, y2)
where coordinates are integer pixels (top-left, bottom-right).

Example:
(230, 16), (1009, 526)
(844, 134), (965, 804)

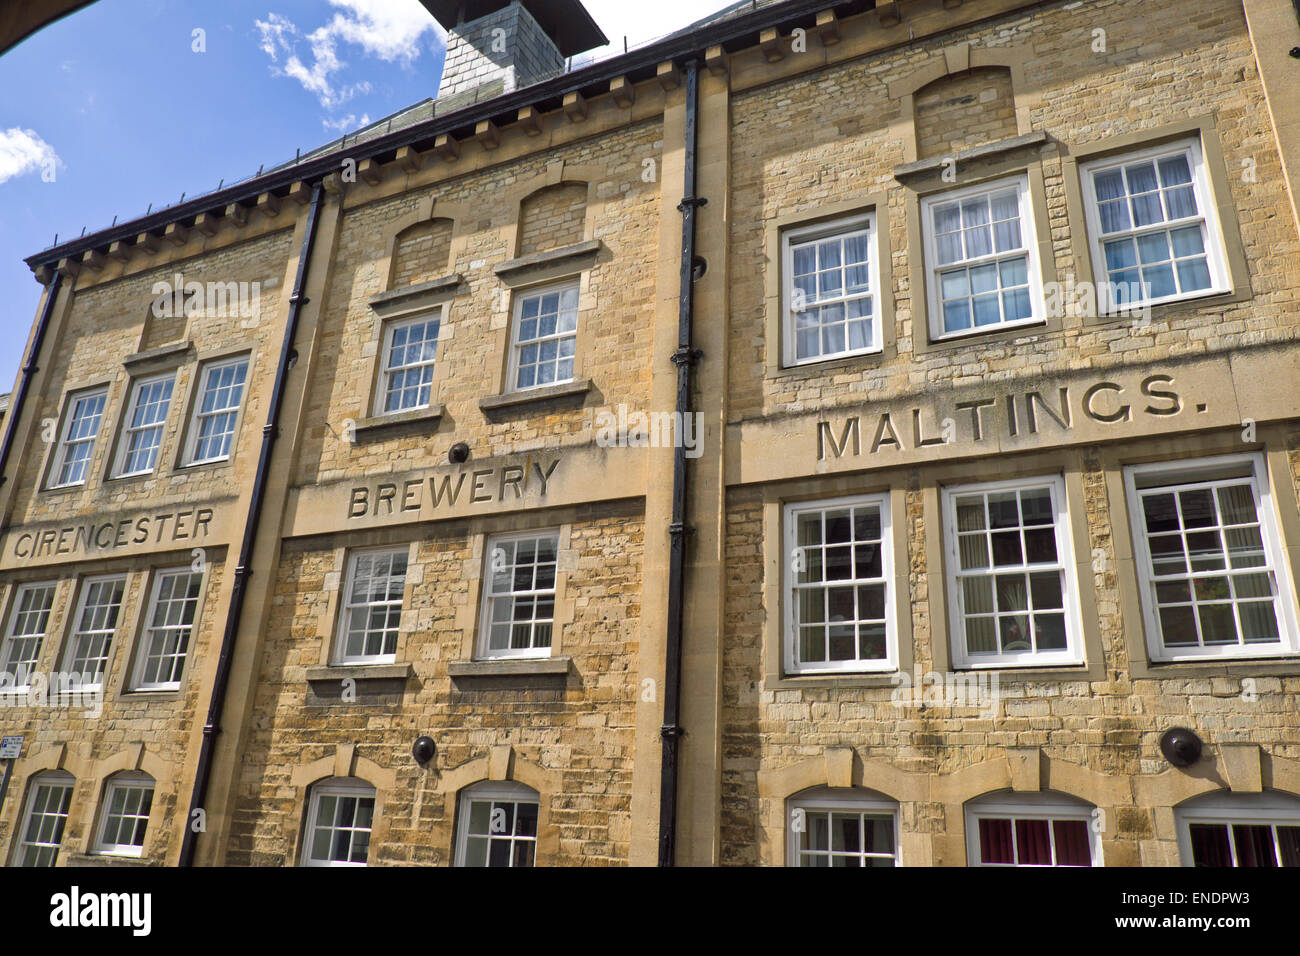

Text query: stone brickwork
(915, 67), (1018, 160)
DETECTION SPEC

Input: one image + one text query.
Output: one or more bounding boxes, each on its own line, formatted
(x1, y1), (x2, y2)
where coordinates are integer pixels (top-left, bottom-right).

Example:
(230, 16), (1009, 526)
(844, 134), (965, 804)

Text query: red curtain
(1189, 824), (1232, 866)
(1015, 818), (1052, 865)
(1053, 820), (1092, 866)
(978, 818), (1014, 864)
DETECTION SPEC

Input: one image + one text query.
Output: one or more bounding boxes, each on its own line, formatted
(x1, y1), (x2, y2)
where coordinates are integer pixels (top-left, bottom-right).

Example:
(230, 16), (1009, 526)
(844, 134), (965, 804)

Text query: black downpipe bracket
(178, 182), (325, 867)
(0, 272), (63, 488)
(659, 58), (705, 868)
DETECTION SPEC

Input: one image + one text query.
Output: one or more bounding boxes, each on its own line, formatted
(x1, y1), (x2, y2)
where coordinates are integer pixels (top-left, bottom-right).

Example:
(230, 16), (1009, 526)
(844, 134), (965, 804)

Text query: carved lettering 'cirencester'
(8, 508), (216, 563)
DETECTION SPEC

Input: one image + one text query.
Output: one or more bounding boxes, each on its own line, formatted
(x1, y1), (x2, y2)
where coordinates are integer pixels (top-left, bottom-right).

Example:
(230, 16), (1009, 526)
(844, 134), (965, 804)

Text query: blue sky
(0, 0), (720, 392)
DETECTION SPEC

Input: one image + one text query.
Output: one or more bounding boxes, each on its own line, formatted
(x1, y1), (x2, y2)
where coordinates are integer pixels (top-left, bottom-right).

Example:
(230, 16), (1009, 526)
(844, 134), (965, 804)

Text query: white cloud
(322, 113), (372, 133)
(0, 128), (61, 185)
(256, 0), (434, 111)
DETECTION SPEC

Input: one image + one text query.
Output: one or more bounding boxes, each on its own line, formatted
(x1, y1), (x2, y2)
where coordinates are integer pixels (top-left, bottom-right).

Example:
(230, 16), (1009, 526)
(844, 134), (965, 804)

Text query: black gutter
(0, 273), (62, 488)
(178, 182), (325, 867)
(26, 0), (871, 272)
(659, 58), (705, 868)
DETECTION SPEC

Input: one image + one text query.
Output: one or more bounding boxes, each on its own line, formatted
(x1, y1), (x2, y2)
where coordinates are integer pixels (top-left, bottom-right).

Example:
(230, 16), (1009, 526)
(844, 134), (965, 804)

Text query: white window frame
(786, 788), (901, 867)
(477, 530), (560, 661)
(921, 174), (1045, 342)
(942, 475), (1085, 669)
(48, 387), (108, 489)
(506, 279), (580, 393)
(783, 493), (897, 675)
(14, 772), (75, 867)
(129, 568), (203, 691)
(182, 355), (249, 466)
(0, 581), (57, 691)
(1124, 452), (1299, 663)
(111, 372), (175, 478)
(1175, 791), (1300, 868)
(1079, 137), (1230, 314)
(782, 213), (881, 367)
(965, 791), (1102, 867)
(92, 773), (154, 858)
(301, 779), (376, 868)
(454, 780), (541, 868)
(374, 312), (441, 416)
(333, 548), (408, 666)
(60, 574), (126, 690)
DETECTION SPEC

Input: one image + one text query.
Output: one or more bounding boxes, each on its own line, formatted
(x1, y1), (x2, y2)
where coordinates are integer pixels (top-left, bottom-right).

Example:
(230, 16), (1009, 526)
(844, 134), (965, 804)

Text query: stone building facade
(1, 0), (1299, 868)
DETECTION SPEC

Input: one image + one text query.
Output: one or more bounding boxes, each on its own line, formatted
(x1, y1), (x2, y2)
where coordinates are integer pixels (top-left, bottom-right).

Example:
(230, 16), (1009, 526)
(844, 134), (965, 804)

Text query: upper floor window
(112, 373), (174, 478)
(785, 495), (895, 674)
(783, 214), (879, 365)
(1177, 792), (1300, 867)
(787, 787), (899, 867)
(966, 791), (1099, 867)
(302, 779), (375, 867)
(49, 387), (107, 488)
(377, 314), (440, 415)
(131, 569), (202, 691)
(14, 772), (75, 867)
(1080, 138), (1228, 312)
(942, 475), (1083, 669)
(184, 356), (248, 465)
(455, 781), (540, 868)
(922, 176), (1041, 340)
(61, 575), (126, 689)
(509, 282), (578, 392)
(93, 772), (154, 858)
(0, 582), (56, 689)
(335, 549), (407, 665)
(1124, 453), (1298, 662)
(479, 532), (558, 660)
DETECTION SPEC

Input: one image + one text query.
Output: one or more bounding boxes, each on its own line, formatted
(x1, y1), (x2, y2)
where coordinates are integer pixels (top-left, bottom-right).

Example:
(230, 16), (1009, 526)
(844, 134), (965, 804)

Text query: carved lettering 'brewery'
(348, 457), (561, 520)
(818, 373), (1184, 460)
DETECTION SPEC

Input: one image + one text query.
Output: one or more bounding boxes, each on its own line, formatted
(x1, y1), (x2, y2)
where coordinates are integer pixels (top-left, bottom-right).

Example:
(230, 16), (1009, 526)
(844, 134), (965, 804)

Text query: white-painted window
(479, 531), (558, 659)
(942, 475), (1083, 668)
(922, 175), (1042, 340)
(61, 575), (126, 689)
(1176, 791), (1300, 867)
(335, 549), (407, 665)
(93, 773), (154, 857)
(1124, 453), (1298, 662)
(787, 788), (900, 867)
(783, 214), (880, 365)
(509, 281), (578, 391)
(455, 781), (540, 868)
(14, 772), (74, 867)
(112, 373), (175, 477)
(184, 356), (248, 465)
(131, 569), (202, 691)
(784, 494), (895, 674)
(378, 313), (440, 414)
(49, 388), (107, 488)
(302, 779), (375, 867)
(0, 582), (57, 689)
(1080, 137), (1229, 312)
(966, 791), (1101, 867)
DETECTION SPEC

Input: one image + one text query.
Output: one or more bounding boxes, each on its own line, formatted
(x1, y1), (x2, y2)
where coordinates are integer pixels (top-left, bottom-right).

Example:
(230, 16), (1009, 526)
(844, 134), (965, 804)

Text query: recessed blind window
(785, 495), (893, 674)
(63, 576), (125, 688)
(132, 570), (202, 690)
(186, 357), (248, 464)
(50, 389), (107, 488)
(16, 775), (74, 867)
(784, 216), (878, 364)
(115, 375), (174, 476)
(480, 533), (558, 659)
(380, 315), (439, 414)
(511, 282), (578, 390)
(0, 583), (56, 689)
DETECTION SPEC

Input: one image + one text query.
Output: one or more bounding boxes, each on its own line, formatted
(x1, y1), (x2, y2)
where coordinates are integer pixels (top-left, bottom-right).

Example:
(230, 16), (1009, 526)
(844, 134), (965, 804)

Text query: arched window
(301, 777), (376, 867)
(92, 771), (155, 858)
(455, 780), (540, 868)
(1175, 790), (1300, 867)
(786, 786), (900, 867)
(965, 790), (1100, 867)
(14, 771), (75, 867)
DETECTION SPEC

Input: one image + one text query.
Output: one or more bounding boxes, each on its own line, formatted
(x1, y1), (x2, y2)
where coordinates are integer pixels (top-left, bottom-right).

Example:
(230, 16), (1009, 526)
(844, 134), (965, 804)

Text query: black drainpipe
(0, 272), (63, 488)
(179, 181), (325, 867)
(659, 57), (705, 868)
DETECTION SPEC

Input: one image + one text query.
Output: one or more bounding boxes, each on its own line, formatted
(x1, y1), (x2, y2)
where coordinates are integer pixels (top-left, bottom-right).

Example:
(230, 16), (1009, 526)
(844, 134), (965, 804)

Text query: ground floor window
(302, 778), (376, 867)
(787, 787), (900, 867)
(15, 773), (74, 867)
(966, 791), (1099, 866)
(1177, 791), (1300, 867)
(455, 781), (540, 867)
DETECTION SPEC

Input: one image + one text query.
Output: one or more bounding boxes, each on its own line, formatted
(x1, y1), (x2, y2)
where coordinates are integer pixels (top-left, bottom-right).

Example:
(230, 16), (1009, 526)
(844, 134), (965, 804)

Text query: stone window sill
(305, 662), (414, 684)
(67, 854), (157, 867)
(369, 274), (464, 312)
(478, 379), (592, 412)
(124, 340), (192, 368)
(448, 657), (571, 678)
(352, 405), (445, 440)
(893, 131), (1049, 180)
(494, 240), (601, 283)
